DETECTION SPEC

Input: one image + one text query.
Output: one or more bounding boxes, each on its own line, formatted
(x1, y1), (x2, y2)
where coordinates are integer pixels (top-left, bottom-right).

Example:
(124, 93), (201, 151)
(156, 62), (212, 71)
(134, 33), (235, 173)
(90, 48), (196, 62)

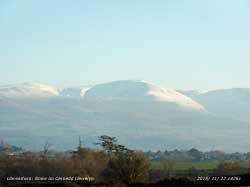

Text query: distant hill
(0, 81), (250, 152)
(180, 88), (250, 122)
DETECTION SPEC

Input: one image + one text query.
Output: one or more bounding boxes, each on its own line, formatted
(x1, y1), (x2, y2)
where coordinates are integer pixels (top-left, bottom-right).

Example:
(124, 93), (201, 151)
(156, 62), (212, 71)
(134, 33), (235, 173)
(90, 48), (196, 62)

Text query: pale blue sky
(1, 0), (250, 90)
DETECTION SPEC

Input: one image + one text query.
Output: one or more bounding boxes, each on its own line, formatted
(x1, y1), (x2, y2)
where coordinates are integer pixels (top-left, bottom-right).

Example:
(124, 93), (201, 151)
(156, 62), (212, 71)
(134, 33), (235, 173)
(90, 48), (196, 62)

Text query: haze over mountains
(0, 80), (250, 152)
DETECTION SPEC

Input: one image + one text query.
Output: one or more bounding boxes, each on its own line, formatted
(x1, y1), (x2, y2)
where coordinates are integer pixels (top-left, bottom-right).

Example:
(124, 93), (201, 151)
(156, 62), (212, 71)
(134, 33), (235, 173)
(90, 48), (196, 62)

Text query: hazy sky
(1, 0), (250, 90)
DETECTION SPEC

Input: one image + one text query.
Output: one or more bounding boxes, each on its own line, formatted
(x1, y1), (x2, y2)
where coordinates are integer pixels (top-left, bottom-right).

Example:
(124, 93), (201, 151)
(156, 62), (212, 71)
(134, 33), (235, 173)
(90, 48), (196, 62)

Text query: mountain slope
(0, 97), (249, 152)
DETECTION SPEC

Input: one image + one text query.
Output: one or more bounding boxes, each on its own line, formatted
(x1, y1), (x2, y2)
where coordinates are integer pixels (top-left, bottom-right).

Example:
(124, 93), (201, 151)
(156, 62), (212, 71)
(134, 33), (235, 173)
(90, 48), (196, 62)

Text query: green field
(151, 161), (250, 170)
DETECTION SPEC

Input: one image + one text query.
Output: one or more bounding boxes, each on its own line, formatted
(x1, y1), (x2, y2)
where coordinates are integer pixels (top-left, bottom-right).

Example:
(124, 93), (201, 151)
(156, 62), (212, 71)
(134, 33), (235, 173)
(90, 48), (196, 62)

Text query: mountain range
(0, 80), (250, 152)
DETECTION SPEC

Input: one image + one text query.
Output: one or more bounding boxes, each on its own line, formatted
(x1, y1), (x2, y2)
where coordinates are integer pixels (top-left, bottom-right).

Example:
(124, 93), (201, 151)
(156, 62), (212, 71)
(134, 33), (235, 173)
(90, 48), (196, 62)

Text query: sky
(1, 0), (250, 90)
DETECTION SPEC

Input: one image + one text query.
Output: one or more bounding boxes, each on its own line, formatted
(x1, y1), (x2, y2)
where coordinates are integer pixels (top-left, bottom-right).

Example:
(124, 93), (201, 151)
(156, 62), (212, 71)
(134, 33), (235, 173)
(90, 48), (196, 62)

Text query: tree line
(0, 135), (149, 187)
(2, 137), (250, 187)
(146, 148), (250, 162)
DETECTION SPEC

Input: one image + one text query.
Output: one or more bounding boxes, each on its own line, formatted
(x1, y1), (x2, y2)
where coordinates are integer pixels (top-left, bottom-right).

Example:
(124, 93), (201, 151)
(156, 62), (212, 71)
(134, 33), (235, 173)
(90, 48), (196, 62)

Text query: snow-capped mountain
(85, 80), (205, 111)
(1, 81), (250, 152)
(0, 83), (91, 98)
(0, 81), (205, 111)
(0, 83), (60, 97)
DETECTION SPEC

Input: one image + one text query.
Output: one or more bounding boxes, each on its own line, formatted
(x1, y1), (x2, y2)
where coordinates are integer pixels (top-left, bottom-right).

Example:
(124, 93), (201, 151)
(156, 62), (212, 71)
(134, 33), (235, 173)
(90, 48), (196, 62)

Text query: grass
(151, 161), (250, 170)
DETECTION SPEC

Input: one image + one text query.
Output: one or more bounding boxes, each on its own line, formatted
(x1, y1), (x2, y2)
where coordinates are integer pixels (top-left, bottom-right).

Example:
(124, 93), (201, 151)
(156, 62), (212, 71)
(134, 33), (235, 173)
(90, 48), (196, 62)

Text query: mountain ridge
(0, 80), (205, 111)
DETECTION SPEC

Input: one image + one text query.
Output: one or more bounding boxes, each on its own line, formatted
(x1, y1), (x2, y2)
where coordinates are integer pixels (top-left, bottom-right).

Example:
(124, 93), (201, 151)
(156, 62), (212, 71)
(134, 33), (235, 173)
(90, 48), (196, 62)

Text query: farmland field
(151, 161), (250, 170)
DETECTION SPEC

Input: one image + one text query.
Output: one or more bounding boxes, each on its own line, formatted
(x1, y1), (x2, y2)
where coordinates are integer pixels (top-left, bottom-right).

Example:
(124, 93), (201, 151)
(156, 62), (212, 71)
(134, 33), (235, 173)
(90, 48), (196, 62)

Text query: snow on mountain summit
(0, 83), (60, 97)
(146, 83), (205, 111)
(0, 83), (92, 98)
(0, 81), (205, 111)
(84, 80), (206, 111)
